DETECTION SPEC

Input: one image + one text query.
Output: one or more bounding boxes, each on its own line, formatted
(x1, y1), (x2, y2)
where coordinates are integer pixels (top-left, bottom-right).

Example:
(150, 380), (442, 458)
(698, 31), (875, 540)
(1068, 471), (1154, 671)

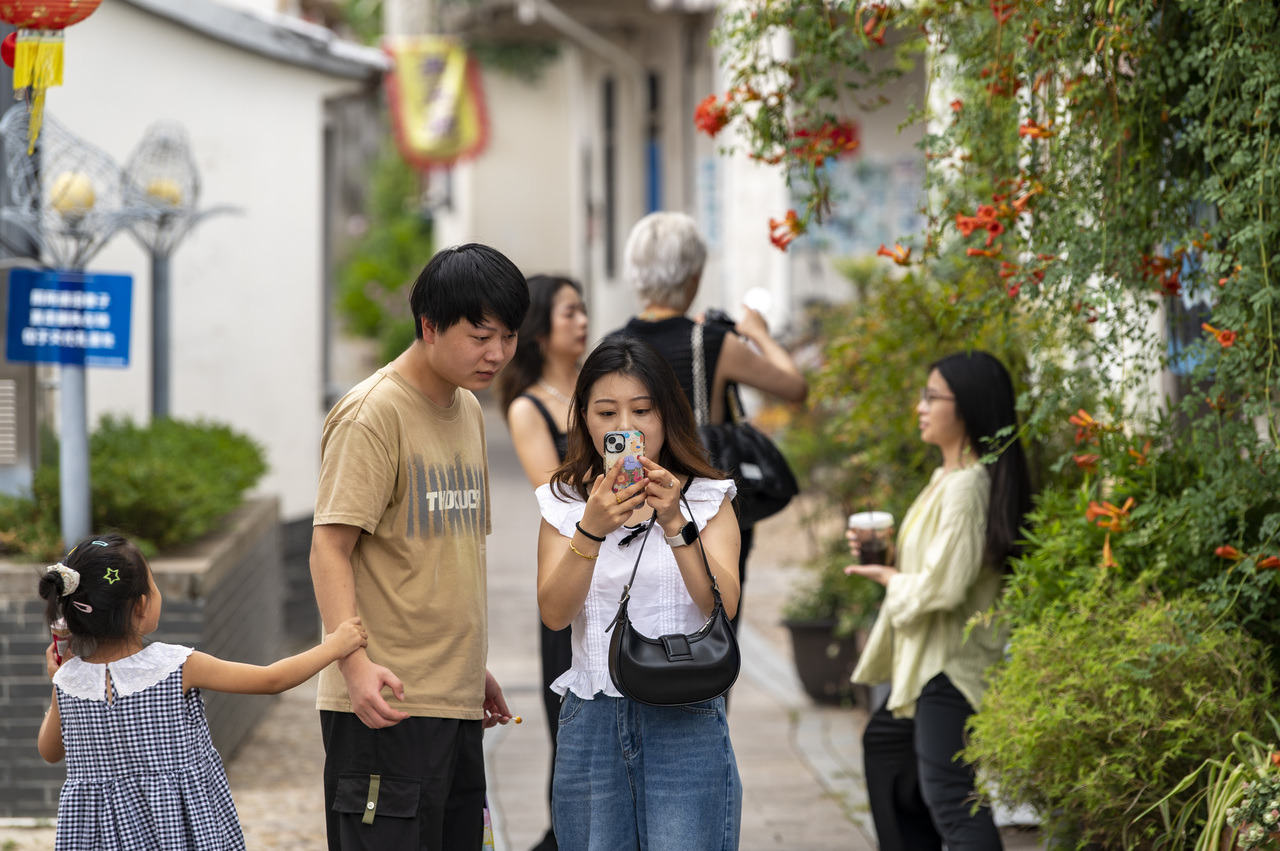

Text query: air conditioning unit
(0, 264), (40, 497)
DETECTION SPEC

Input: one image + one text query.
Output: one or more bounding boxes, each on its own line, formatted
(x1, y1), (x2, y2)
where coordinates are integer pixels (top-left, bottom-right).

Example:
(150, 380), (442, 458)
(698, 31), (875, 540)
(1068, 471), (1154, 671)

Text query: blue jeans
(552, 692), (741, 850)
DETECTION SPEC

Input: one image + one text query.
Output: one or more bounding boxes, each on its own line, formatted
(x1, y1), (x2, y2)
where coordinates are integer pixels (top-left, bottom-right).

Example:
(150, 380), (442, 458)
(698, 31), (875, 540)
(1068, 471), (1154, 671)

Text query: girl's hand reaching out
(326, 617), (368, 658)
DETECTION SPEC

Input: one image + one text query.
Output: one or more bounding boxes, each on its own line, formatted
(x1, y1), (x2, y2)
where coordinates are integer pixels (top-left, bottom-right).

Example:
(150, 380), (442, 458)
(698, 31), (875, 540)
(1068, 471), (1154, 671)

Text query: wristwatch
(664, 520), (698, 548)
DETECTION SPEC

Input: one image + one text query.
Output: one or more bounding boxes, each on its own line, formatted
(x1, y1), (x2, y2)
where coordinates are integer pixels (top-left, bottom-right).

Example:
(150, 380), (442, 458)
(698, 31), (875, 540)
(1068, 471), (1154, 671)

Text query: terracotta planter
(783, 618), (869, 707)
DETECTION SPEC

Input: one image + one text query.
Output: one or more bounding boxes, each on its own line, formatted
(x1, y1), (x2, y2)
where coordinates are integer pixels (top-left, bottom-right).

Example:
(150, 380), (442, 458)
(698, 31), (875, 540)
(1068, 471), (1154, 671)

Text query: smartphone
(603, 430), (645, 494)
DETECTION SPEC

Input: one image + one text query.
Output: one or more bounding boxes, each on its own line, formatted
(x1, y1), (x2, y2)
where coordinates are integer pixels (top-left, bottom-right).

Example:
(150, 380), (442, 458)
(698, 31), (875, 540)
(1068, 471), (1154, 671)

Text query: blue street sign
(5, 268), (133, 367)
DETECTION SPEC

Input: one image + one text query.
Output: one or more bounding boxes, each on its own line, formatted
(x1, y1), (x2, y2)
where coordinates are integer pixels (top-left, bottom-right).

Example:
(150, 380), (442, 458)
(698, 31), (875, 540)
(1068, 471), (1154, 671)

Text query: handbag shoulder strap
(725, 382), (746, 425)
(692, 321), (747, 427)
(606, 491), (723, 634)
(691, 323), (709, 428)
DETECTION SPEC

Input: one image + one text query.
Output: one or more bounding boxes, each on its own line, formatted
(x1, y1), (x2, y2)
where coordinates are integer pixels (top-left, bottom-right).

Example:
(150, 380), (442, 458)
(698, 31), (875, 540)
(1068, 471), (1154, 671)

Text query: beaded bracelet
(568, 541), (599, 560)
(574, 521), (606, 542)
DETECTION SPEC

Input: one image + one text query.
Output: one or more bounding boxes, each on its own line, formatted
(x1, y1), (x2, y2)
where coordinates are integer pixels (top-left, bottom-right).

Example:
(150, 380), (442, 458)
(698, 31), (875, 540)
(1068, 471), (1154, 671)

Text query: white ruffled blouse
(536, 477), (736, 700)
(53, 642), (193, 700)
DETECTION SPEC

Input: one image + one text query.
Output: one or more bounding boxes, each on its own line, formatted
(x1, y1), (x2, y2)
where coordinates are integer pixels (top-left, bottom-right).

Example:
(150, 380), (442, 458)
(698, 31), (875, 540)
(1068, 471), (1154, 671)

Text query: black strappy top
(519, 393), (569, 461)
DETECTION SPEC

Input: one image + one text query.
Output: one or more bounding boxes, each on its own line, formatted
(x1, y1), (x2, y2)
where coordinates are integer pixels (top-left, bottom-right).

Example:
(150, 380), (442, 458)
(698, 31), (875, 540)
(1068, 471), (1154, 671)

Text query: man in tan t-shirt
(310, 243), (530, 850)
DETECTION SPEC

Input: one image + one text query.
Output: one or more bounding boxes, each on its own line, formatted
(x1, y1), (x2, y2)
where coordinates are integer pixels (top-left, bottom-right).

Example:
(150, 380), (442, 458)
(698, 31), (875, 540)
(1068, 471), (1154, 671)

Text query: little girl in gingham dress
(37, 533), (367, 850)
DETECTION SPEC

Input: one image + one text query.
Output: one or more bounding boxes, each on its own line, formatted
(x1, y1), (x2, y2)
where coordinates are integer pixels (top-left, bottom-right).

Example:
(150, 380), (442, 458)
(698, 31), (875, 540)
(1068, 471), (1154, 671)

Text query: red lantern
(0, 0), (105, 150)
(0, 1), (102, 29)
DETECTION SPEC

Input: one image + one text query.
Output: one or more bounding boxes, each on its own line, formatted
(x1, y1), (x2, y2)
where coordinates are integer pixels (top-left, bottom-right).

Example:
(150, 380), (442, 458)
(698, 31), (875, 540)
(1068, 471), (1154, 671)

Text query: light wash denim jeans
(552, 692), (742, 850)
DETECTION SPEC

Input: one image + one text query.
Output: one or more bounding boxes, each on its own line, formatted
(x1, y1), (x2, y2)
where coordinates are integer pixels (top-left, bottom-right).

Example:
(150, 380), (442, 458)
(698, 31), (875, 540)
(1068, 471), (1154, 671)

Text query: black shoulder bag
(692, 320), (799, 529)
(605, 492), (741, 706)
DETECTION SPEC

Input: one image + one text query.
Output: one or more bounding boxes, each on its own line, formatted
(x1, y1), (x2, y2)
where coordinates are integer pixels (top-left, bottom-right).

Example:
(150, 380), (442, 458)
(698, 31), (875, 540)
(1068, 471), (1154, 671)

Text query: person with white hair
(606, 211), (807, 632)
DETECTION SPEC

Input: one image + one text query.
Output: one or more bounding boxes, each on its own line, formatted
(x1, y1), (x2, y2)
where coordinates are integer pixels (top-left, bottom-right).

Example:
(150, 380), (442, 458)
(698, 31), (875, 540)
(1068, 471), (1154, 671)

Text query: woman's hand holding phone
(640, 456), (683, 531)
(581, 454), (650, 539)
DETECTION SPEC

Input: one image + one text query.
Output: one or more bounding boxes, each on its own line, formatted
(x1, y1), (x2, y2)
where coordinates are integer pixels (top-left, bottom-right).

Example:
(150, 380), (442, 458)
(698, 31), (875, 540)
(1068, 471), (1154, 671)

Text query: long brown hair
(550, 337), (722, 502)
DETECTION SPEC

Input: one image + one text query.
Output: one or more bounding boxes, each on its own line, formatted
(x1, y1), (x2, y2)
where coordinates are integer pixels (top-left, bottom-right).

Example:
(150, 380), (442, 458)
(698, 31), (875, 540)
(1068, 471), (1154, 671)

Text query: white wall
(43, 3), (373, 520)
(434, 12), (769, 343)
(439, 56), (579, 282)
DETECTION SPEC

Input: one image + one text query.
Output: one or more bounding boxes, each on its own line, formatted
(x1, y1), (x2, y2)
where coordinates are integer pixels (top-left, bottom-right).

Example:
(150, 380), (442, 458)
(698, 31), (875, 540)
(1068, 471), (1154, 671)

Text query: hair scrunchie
(46, 563), (80, 596)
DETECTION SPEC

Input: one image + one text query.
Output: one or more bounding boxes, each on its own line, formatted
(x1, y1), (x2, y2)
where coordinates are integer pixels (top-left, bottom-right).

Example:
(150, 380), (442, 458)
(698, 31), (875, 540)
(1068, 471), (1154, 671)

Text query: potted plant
(782, 534), (883, 706)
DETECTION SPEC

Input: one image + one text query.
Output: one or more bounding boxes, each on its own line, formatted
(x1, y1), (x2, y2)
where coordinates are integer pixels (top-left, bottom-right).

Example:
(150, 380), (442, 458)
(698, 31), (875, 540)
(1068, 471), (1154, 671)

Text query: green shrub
(1003, 405), (1280, 671)
(966, 582), (1275, 850)
(0, 466), (61, 561)
(0, 416), (267, 560)
(336, 144), (433, 363)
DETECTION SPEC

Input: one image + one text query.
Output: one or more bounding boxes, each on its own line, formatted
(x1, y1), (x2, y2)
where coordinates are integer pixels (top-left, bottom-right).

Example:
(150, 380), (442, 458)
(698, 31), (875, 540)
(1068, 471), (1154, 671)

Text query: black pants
(320, 711), (485, 851)
(862, 673), (1002, 851)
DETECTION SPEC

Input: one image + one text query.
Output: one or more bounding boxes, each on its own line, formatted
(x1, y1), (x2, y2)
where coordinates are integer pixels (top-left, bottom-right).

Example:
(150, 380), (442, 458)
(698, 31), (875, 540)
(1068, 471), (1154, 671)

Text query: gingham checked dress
(51, 643), (245, 850)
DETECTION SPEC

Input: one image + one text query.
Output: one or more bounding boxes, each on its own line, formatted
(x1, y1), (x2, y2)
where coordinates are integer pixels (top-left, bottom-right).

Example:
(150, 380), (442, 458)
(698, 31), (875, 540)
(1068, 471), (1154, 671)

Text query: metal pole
(152, 250), (170, 418)
(59, 361), (89, 546)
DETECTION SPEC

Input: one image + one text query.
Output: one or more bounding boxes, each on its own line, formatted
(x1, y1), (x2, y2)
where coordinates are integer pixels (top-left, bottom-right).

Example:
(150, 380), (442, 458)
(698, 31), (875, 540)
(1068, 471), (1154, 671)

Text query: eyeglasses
(920, 389), (956, 405)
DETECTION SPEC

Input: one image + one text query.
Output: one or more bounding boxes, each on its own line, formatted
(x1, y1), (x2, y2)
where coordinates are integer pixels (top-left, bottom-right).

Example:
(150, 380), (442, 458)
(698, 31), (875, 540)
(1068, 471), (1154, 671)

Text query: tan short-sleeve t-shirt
(314, 366), (491, 719)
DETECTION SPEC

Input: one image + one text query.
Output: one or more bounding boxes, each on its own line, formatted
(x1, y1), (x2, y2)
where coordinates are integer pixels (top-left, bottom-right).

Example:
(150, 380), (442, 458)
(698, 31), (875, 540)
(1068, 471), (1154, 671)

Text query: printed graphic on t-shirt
(405, 453), (485, 538)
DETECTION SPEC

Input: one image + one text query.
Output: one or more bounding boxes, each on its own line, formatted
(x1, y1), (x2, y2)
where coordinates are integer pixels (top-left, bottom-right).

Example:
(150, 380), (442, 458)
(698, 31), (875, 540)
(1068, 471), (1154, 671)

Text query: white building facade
(17, 0), (385, 521)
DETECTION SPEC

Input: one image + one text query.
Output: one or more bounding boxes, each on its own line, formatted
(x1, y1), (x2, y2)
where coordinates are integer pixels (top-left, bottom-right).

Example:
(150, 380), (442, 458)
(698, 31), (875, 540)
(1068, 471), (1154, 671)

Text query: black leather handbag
(691, 321), (800, 529)
(606, 497), (741, 707)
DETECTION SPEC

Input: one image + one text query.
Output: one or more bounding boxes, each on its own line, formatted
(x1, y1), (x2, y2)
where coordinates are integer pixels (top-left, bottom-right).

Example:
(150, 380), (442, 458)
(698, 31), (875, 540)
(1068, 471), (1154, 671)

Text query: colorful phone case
(603, 430), (645, 493)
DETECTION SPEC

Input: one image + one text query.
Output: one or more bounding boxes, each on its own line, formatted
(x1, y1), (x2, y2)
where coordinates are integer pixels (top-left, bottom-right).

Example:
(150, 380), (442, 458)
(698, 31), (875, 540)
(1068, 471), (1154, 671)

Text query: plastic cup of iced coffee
(847, 511), (894, 565)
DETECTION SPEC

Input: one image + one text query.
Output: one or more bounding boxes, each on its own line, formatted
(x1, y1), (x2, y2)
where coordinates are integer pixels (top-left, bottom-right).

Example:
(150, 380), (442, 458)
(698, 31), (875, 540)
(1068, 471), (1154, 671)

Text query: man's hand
(339, 652), (409, 729)
(482, 669), (514, 729)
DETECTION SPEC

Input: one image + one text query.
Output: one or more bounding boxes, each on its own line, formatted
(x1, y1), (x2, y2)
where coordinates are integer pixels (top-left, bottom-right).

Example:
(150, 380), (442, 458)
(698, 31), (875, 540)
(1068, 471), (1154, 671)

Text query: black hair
(496, 274), (583, 413)
(931, 350), (1034, 572)
(37, 533), (152, 659)
(409, 243), (530, 339)
(551, 337), (723, 502)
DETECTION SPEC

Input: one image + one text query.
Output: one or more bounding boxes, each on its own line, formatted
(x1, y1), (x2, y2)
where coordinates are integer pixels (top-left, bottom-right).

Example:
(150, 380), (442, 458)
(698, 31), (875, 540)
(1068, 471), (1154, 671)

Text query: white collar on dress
(52, 643), (193, 702)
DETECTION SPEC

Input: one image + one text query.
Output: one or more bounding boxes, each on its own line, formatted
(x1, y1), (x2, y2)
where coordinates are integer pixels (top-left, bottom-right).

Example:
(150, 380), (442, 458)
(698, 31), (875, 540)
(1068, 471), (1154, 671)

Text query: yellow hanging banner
(13, 29), (64, 89)
(384, 37), (488, 171)
(13, 29), (65, 152)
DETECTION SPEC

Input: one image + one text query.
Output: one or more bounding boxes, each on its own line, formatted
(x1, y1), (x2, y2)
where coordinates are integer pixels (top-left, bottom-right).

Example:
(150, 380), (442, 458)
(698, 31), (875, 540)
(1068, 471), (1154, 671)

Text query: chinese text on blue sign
(5, 269), (132, 367)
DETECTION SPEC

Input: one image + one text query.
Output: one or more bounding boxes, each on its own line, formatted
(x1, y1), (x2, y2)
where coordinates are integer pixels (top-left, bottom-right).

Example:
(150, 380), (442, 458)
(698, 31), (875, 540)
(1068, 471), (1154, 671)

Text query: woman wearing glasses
(844, 351), (1032, 851)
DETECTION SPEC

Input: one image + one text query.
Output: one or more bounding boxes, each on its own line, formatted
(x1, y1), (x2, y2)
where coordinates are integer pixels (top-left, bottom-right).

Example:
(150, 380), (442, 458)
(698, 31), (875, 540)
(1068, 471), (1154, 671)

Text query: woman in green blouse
(845, 350), (1032, 851)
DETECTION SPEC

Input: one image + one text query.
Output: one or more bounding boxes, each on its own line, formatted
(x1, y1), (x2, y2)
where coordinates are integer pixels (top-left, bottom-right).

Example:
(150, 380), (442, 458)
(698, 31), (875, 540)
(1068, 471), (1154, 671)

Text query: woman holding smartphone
(496, 274), (588, 851)
(535, 337), (742, 850)
(845, 350), (1032, 851)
